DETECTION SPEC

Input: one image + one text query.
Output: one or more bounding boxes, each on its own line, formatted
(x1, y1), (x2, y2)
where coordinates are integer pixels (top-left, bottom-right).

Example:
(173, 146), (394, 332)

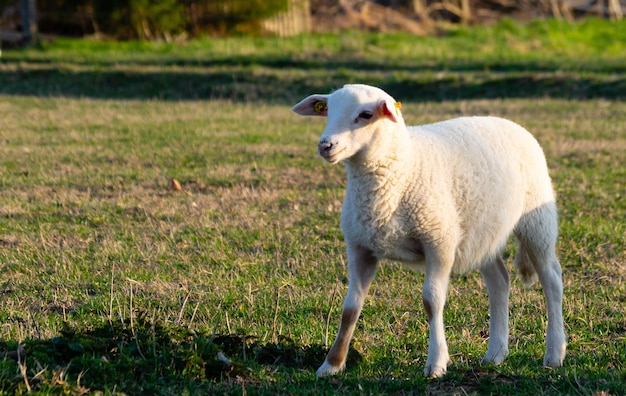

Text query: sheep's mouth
(320, 148), (345, 163)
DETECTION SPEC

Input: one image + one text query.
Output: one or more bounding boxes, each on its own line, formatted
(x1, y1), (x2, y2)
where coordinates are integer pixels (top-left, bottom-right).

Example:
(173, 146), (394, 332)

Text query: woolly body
(343, 115), (554, 277)
(292, 84), (566, 378)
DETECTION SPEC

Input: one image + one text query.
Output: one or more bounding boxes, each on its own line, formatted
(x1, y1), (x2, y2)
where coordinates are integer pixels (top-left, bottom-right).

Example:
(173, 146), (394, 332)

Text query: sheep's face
(292, 84), (404, 164)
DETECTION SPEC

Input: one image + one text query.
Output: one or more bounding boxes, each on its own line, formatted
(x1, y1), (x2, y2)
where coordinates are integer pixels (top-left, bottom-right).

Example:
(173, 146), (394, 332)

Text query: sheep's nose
(318, 141), (333, 155)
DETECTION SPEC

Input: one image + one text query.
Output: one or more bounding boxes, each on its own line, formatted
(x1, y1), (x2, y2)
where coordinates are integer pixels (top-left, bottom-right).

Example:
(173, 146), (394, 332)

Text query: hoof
(543, 342), (566, 367)
(316, 360), (345, 378)
(482, 348), (508, 365)
(424, 364), (447, 378)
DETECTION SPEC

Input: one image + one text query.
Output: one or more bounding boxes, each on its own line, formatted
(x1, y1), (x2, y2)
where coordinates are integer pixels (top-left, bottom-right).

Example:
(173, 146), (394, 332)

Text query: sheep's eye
(358, 111), (373, 120)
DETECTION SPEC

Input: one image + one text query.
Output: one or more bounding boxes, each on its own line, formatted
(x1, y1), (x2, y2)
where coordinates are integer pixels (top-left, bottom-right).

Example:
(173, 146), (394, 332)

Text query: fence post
(21, 0), (37, 43)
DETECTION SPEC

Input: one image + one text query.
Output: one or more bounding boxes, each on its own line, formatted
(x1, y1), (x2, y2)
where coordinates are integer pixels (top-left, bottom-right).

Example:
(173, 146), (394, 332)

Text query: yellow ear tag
(394, 101), (402, 116)
(313, 101), (327, 114)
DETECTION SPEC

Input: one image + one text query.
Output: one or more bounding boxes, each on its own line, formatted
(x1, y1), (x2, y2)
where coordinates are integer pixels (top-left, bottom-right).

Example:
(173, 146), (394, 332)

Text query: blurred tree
(37, 0), (96, 36)
(33, 0), (288, 38)
(35, 0), (185, 38)
(93, 0), (186, 40)
(183, 0), (289, 35)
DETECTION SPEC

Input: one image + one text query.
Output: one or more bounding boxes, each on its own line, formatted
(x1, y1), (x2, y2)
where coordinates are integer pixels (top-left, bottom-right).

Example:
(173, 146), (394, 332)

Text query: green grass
(0, 18), (625, 395)
(1, 18), (625, 102)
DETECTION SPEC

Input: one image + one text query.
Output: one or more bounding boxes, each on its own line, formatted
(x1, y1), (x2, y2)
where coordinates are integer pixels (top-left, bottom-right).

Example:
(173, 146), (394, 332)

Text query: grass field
(1, 18), (625, 395)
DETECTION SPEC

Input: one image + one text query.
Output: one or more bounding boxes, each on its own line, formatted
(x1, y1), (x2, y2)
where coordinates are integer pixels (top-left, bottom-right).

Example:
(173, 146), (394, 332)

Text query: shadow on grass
(1, 54), (624, 102)
(1, 316), (619, 394)
(0, 315), (361, 394)
(7, 51), (626, 74)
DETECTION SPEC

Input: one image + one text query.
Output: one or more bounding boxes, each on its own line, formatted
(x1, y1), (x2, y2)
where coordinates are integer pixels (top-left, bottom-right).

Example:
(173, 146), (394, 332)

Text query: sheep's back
(405, 116), (554, 272)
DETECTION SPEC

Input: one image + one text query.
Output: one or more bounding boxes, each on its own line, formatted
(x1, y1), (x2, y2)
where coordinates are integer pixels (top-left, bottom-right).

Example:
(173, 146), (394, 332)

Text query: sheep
(292, 84), (566, 378)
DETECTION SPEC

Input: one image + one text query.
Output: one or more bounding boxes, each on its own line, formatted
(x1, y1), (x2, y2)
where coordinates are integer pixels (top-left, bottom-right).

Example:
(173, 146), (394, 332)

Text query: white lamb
(292, 84), (566, 378)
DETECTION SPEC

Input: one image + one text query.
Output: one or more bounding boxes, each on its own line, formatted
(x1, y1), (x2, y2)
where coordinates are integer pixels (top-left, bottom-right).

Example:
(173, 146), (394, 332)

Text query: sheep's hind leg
(515, 204), (566, 367)
(534, 251), (566, 367)
(480, 256), (510, 365)
(317, 244), (379, 377)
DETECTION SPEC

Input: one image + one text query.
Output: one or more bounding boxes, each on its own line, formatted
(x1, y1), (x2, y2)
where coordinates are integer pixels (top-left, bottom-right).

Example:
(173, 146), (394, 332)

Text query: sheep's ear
(379, 99), (401, 123)
(292, 95), (329, 117)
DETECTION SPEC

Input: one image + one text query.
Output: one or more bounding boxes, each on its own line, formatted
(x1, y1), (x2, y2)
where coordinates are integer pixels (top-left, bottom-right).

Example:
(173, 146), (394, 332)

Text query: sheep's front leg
(480, 256), (510, 365)
(317, 244), (379, 377)
(422, 251), (454, 378)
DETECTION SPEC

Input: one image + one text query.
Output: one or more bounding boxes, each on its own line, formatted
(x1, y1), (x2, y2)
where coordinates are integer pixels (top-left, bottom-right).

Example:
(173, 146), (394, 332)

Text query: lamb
(292, 84), (566, 378)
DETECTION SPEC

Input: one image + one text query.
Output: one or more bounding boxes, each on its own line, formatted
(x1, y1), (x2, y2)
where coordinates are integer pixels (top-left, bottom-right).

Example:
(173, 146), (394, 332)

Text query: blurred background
(2, 0), (624, 44)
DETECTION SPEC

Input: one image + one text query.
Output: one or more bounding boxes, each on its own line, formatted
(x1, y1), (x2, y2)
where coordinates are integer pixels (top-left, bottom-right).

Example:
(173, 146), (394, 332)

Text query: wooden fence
(262, 0), (311, 37)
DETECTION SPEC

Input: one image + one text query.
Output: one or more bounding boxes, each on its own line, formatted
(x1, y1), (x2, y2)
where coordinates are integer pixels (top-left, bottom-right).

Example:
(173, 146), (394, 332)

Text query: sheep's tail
(514, 243), (538, 288)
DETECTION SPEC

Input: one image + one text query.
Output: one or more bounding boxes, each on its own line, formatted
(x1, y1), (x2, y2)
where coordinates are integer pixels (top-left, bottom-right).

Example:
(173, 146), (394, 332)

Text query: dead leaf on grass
(170, 178), (183, 192)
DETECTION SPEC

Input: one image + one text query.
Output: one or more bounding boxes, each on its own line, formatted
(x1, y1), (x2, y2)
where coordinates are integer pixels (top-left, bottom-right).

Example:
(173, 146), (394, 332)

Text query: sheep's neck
(344, 136), (410, 184)
(346, 156), (403, 181)
(345, 155), (407, 229)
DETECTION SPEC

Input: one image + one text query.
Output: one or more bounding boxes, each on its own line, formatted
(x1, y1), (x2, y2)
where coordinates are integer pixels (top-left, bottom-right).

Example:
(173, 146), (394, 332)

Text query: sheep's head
(292, 84), (405, 164)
